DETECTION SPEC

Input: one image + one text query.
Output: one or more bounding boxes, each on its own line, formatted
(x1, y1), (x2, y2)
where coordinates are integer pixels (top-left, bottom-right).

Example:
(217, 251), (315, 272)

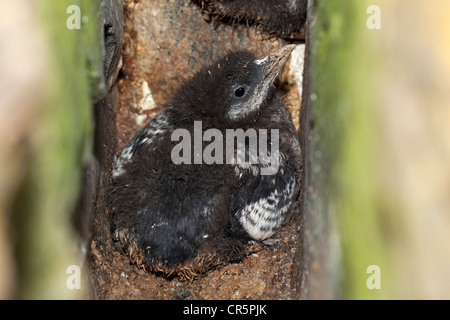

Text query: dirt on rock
(90, 213), (301, 300)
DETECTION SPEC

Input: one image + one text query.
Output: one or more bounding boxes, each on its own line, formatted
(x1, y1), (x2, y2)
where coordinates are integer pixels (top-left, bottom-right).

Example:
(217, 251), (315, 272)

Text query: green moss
(13, 0), (101, 299)
(309, 0), (391, 299)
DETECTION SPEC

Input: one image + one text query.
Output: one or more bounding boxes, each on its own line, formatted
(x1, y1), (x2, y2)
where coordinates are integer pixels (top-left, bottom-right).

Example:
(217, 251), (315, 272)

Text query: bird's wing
(112, 109), (176, 178)
(229, 152), (297, 241)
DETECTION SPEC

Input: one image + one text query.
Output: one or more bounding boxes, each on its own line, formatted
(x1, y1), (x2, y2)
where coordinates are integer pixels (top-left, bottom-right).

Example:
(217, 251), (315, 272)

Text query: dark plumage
(108, 45), (302, 280)
(195, 0), (307, 39)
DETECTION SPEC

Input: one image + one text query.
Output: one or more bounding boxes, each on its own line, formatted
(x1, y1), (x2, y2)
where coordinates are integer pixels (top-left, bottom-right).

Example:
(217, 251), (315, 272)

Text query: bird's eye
(234, 87), (246, 98)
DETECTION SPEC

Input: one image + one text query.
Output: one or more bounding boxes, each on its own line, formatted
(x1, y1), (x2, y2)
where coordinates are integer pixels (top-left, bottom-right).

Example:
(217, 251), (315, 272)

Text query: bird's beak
(254, 44), (297, 83)
(246, 45), (296, 112)
(228, 45), (297, 121)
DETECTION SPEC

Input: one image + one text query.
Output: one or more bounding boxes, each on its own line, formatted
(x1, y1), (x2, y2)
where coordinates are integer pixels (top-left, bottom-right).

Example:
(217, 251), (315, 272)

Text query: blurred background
(0, 0), (449, 299)
(305, 0), (450, 299)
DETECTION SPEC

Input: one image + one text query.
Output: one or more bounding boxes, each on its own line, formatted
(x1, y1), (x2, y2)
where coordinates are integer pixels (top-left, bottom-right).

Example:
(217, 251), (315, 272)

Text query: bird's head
(173, 45), (296, 125)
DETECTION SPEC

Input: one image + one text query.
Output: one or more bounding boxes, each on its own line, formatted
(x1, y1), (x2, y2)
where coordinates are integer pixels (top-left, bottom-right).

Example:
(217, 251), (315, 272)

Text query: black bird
(196, 0), (307, 39)
(108, 45), (301, 280)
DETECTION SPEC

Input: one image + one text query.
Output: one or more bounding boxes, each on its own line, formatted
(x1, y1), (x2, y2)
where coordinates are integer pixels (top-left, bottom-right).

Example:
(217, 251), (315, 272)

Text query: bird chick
(108, 45), (302, 280)
(196, 0), (307, 39)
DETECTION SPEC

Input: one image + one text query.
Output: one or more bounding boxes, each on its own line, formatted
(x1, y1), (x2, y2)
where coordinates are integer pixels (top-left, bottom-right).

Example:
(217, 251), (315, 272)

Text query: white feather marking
(112, 111), (172, 177)
(238, 176), (295, 240)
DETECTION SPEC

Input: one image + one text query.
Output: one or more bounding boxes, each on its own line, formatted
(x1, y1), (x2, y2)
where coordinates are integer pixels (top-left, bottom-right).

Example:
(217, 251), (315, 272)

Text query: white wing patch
(112, 111), (172, 178)
(112, 145), (135, 177)
(238, 176), (295, 240)
(286, 0), (300, 11)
